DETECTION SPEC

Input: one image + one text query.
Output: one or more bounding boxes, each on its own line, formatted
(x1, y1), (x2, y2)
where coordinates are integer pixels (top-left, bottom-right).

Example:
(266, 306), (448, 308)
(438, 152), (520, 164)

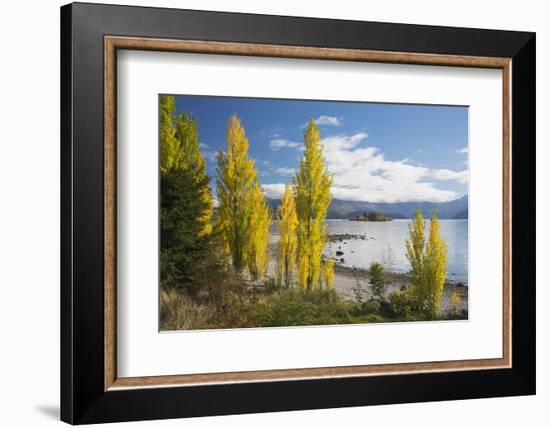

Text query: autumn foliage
(424, 211), (448, 317)
(159, 98), (458, 331)
(405, 208), (448, 318)
(277, 184), (298, 287)
(293, 120), (333, 290)
(217, 114), (271, 278)
(246, 182), (271, 280)
(159, 95), (213, 290)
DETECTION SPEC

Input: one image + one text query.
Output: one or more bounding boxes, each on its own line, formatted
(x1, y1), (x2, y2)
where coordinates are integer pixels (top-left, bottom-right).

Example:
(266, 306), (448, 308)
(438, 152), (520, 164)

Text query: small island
(350, 211), (392, 222)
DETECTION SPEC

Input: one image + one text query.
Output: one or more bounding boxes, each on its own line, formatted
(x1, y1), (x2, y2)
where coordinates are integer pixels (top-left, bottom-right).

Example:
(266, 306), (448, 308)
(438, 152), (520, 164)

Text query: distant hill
(266, 194), (468, 220)
(453, 209), (468, 219)
(383, 212), (408, 220)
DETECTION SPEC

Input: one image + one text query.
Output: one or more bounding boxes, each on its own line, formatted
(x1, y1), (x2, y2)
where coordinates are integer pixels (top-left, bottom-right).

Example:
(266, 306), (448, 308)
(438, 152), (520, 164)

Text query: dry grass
(160, 288), (213, 330)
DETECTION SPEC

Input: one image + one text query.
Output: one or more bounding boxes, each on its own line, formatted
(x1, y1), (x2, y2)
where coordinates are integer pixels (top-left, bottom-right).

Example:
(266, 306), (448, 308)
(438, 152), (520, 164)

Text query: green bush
(368, 262), (386, 299)
(266, 289), (355, 327)
(196, 287), (375, 329)
(361, 298), (381, 315)
(382, 290), (426, 320)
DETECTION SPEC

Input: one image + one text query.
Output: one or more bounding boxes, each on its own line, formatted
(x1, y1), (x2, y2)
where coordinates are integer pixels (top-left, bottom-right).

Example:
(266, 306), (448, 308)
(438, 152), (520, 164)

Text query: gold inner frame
(104, 35), (512, 391)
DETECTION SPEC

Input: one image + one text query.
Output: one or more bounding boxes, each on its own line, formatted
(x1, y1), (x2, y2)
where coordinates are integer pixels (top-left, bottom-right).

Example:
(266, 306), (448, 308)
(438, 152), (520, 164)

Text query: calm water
(270, 219), (468, 284)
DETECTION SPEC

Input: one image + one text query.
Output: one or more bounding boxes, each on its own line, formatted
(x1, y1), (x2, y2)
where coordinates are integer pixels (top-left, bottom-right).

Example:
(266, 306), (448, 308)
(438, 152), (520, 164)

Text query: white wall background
(0, 0), (545, 427)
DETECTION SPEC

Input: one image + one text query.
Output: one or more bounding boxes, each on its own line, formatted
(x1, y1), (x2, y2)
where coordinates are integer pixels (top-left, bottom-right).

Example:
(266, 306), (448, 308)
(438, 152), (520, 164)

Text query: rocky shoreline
(266, 241), (468, 316)
(328, 233), (374, 242)
(331, 263), (468, 315)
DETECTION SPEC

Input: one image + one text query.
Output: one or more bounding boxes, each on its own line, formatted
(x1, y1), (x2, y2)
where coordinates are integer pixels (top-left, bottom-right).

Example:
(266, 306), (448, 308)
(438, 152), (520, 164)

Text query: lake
(270, 219), (468, 284)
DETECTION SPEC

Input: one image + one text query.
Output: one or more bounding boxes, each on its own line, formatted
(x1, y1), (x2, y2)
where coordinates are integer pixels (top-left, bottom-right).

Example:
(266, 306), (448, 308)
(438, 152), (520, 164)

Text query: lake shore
(266, 242), (468, 316)
(331, 264), (468, 315)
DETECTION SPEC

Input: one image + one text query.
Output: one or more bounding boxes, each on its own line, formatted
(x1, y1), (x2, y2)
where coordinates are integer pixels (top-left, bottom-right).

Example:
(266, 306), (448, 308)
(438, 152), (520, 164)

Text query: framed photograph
(60, 2), (535, 424)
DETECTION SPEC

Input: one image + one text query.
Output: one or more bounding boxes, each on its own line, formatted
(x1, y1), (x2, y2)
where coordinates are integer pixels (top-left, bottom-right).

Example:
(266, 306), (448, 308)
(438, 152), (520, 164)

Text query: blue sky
(172, 94), (468, 203)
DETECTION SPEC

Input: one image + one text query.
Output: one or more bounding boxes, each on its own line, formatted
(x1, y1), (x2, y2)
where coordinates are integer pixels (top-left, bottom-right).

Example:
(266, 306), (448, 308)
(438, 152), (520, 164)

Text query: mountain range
(266, 194), (468, 220)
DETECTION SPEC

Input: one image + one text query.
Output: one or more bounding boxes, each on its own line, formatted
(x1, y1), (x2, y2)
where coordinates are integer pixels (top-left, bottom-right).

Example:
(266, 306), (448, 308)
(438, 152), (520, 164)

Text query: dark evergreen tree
(159, 95), (213, 292)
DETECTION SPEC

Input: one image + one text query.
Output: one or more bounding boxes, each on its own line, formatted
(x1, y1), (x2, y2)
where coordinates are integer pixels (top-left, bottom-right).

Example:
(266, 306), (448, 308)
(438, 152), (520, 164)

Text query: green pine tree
(159, 96), (213, 291)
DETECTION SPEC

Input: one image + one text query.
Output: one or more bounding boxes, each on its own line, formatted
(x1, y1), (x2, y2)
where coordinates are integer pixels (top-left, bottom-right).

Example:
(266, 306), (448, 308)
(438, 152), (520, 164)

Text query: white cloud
(202, 150), (218, 163)
(274, 167), (296, 176)
(301, 115), (343, 128)
(261, 183), (286, 199)
(315, 115), (342, 126)
(317, 133), (468, 203)
(429, 168), (468, 185)
(321, 132), (368, 151)
(258, 127), (283, 139)
(456, 147), (468, 154)
(270, 139), (301, 150)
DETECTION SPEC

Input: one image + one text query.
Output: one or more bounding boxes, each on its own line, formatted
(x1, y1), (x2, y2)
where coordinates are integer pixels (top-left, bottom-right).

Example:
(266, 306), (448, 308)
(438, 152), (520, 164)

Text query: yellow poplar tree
(405, 208), (448, 318)
(159, 95), (177, 174)
(293, 119), (333, 290)
(217, 114), (269, 275)
(424, 211), (448, 318)
(246, 182), (271, 281)
(405, 207), (426, 301)
(277, 184), (298, 287)
(322, 257), (335, 289)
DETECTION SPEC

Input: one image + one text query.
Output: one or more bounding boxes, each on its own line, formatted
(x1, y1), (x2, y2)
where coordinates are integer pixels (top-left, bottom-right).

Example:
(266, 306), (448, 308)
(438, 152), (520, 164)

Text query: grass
(160, 288), (213, 330)
(160, 278), (468, 331)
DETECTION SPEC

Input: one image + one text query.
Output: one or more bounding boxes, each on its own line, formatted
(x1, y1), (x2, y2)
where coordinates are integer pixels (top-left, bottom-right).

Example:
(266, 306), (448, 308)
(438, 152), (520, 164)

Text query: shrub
(450, 289), (461, 314)
(369, 262), (386, 299)
(263, 276), (280, 294)
(269, 297), (321, 326)
(384, 290), (426, 320)
(352, 277), (366, 304)
(362, 298), (381, 315)
(208, 288), (366, 328)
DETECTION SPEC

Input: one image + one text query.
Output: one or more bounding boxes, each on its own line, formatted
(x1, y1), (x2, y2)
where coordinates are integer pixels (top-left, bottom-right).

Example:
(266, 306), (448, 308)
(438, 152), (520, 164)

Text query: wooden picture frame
(61, 2), (535, 424)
